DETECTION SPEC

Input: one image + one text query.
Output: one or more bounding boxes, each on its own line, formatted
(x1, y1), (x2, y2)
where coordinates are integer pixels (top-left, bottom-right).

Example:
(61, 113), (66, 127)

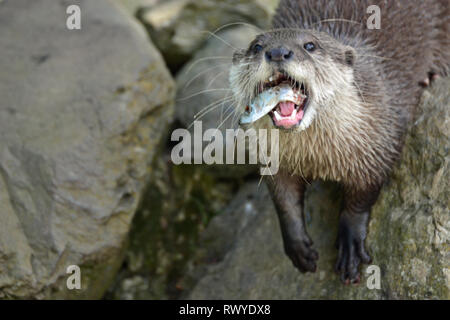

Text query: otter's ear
(232, 49), (246, 64)
(343, 47), (356, 66)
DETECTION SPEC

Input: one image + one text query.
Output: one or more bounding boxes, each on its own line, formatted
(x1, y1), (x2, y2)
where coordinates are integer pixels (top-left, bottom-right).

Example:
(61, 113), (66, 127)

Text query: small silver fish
(239, 84), (304, 125)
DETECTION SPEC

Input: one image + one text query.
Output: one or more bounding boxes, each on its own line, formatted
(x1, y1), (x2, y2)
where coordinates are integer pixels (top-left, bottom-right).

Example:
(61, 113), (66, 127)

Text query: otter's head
(230, 29), (356, 131)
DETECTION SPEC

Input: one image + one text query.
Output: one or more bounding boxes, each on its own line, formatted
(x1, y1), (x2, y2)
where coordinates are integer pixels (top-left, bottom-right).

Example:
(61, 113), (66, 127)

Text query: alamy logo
(171, 121), (279, 175)
(66, 5), (81, 30)
(366, 5), (381, 29)
(66, 265), (81, 290)
(366, 265), (381, 289)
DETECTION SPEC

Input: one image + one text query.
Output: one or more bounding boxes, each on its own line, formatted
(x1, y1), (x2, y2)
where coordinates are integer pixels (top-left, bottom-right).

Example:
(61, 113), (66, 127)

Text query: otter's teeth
(273, 110), (282, 121)
(291, 108), (297, 119)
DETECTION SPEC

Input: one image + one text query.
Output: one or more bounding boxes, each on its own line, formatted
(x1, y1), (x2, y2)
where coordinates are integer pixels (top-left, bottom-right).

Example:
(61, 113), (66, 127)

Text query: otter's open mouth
(261, 72), (308, 129)
(239, 72), (309, 128)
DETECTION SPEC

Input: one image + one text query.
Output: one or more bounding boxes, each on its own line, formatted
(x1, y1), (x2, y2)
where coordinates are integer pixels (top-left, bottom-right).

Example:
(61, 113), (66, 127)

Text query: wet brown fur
(231, 0), (449, 191)
(229, 0), (449, 281)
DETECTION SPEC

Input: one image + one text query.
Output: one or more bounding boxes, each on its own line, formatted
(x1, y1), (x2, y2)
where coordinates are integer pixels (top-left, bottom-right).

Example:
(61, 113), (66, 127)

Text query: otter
(229, 0), (449, 283)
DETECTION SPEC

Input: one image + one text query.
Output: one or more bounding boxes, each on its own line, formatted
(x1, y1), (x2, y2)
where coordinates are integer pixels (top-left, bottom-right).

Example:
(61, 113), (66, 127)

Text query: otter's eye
(304, 42), (316, 52)
(252, 44), (263, 54)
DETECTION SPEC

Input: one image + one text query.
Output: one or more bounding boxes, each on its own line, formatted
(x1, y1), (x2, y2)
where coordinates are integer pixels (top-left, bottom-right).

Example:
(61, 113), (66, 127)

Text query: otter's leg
(266, 172), (318, 273)
(335, 186), (381, 283)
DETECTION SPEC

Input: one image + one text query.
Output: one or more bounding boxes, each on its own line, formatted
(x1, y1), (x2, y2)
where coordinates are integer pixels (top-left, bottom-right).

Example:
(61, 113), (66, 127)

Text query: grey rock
(175, 26), (260, 178)
(0, 0), (174, 299)
(185, 78), (450, 299)
(176, 26), (256, 134)
(113, 0), (161, 15)
(138, 0), (279, 70)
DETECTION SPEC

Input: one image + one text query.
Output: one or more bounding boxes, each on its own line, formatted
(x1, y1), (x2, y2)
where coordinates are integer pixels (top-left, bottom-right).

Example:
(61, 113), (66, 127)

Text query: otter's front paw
(284, 236), (319, 273)
(334, 217), (372, 284)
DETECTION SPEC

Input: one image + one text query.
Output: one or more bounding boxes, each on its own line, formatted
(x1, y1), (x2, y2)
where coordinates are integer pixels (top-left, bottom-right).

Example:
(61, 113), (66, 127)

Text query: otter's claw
(285, 236), (319, 273)
(334, 214), (371, 283)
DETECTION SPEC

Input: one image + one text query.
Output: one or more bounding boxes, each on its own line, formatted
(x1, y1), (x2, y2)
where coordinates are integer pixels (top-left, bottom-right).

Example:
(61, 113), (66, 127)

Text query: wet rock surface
(106, 159), (238, 299)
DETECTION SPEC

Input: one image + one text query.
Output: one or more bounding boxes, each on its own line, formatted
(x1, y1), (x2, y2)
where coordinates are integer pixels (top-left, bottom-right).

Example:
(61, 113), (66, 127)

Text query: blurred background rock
(0, 0), (448, 300)
(134, 0), (279, 72)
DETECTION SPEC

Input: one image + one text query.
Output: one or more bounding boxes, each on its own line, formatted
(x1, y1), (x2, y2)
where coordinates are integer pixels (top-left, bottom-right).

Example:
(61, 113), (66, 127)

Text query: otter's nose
(265, 47), (293, 62)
